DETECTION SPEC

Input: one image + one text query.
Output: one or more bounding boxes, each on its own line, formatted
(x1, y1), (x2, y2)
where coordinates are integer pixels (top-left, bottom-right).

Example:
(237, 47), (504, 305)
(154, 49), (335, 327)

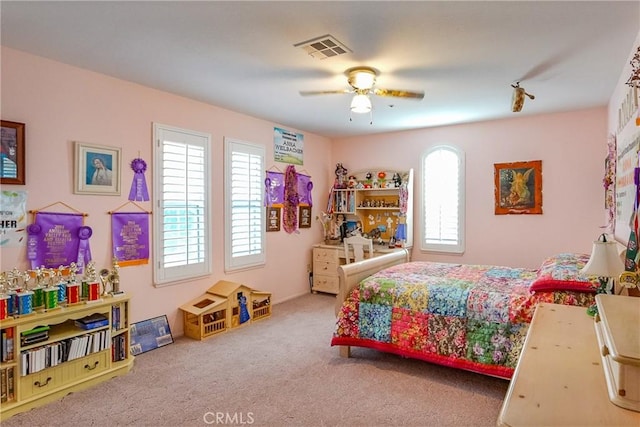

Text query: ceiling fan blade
(373, 88), (424, 99)
(299, 89), (352, 96)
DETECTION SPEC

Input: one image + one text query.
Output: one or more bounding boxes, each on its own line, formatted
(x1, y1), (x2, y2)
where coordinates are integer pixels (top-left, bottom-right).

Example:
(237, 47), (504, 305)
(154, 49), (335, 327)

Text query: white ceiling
(1, 1), (639, 138)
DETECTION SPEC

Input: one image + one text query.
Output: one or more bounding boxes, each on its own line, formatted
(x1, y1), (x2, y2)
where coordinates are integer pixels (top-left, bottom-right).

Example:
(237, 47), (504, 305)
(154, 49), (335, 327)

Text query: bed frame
(335, 249), (411, 357)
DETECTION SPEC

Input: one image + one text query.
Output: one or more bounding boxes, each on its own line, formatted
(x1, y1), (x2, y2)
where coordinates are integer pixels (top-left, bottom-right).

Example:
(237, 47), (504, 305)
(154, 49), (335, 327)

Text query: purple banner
(111, 212), (150, 266)
(264, 171), (285, 206)
(297, 174), (313, 207)
(28, 213), (85, 270)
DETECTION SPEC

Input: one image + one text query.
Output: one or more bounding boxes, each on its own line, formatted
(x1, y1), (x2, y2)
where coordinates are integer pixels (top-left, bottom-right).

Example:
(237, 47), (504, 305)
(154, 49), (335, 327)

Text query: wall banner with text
(274, 127), (303, 165)
(0, 190), (27, 247)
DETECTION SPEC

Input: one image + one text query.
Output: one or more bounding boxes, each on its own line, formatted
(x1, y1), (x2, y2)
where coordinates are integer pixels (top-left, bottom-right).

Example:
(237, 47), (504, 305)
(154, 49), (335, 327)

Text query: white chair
(343, 235), (374, 264)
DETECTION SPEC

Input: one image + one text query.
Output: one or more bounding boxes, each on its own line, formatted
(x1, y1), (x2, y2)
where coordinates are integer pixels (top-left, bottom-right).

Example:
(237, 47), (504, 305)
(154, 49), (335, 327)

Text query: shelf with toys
(325, 165), (413, 248)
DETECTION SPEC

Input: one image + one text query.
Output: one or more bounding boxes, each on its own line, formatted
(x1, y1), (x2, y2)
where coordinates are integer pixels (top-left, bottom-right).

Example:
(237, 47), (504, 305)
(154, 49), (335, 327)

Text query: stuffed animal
(335, 163), (348, 189)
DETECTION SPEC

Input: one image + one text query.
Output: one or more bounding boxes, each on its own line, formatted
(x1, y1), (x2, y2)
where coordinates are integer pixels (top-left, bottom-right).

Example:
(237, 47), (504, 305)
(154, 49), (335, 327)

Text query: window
(422, 145), (465, 254)
(224, 137), (265, 271)
(153, 123), (211, 285)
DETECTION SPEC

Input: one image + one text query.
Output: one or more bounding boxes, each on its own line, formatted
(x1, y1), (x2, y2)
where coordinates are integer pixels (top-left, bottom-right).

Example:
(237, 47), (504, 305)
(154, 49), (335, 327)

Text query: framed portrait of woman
(74, 141), (121, 195)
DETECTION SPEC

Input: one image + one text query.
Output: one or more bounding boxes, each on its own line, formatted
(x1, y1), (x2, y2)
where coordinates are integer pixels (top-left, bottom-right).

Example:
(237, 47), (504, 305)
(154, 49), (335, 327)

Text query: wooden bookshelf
(0, 294), (134, 420)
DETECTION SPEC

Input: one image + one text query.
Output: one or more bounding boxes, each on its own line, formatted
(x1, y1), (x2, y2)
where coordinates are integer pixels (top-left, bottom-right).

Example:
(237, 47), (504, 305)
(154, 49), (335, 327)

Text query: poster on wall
(273, 127), (303, 165)
(0, 190), (27, 247)
(615, 133), (640, 243)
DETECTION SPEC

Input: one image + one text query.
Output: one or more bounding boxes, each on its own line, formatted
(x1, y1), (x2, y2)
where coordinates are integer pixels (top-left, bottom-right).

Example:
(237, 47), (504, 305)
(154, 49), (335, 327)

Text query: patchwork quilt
(331, 260), (596, 379)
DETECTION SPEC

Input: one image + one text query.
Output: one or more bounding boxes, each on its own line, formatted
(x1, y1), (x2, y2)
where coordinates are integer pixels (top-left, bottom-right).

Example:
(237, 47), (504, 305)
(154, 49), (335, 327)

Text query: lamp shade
(580, 236), (625, 278)
(350, 94), (372, 113)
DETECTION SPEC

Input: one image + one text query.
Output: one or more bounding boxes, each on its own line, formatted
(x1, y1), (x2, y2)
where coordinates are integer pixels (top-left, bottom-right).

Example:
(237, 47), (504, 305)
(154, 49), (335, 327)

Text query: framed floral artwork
(494, 160), (542, 215)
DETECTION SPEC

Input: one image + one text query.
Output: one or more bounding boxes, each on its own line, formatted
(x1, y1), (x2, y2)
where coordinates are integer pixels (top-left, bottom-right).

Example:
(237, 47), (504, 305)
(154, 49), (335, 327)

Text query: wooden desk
(498, 303), (640, 426)
(311, 243), (404, 294)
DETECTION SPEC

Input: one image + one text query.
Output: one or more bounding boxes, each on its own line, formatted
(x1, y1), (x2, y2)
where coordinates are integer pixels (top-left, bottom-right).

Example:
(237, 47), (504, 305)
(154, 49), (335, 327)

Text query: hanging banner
(264, 171), (285, 207)
(0, 190), (27, 247)
(111, 212), (150, 266)
(27, 212), (86, 270)
(297, 173), (313, 207)
(274, 127), (303, 165)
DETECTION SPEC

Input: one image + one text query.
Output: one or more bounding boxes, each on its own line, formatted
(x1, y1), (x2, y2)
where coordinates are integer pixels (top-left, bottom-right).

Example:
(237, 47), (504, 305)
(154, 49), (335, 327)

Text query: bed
(331, 249), (599, 379)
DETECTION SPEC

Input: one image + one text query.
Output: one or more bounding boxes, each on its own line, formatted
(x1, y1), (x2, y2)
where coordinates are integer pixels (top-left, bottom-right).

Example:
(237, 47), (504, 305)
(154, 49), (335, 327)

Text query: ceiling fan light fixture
(350, 94), (372, 113)
(347, 67), (377, 90)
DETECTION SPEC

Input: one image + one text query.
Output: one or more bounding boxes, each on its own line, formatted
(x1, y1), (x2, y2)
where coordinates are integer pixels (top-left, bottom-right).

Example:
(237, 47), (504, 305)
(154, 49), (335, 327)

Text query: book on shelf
(20, 325), (50, 346)
(1, 328), (15, 363)
(0, 366), (14, 403)
(1, 367), (6, 403)
(75, 313), (109, 330)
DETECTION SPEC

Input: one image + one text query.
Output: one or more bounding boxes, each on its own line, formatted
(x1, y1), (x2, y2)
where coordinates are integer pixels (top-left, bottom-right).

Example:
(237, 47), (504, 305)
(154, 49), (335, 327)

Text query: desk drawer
(313, 260), (339, 276)
(312, 274), (339, 294)
(313, 248), (339, 263)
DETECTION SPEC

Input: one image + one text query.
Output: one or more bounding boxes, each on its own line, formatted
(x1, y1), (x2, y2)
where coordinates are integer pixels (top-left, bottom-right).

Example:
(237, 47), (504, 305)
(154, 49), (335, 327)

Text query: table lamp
(581, 233), (625, 316)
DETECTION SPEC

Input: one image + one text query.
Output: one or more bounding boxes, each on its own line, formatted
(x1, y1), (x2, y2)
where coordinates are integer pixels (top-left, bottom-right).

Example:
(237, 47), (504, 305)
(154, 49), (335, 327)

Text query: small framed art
(494, 160), (542, 215)
(266, 206), (281, 232)
(299, 205), (311, 228)
(130, 315), (174, 356)
(74, 141), (121, 195)
(0, 120), (26, 185)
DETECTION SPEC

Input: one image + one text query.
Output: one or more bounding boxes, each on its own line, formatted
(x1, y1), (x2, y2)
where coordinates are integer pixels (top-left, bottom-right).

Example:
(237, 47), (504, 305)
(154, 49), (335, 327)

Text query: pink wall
(0, 47), (332, 334)
(1, 36), (634, 334)
(331, 108), (608, 269)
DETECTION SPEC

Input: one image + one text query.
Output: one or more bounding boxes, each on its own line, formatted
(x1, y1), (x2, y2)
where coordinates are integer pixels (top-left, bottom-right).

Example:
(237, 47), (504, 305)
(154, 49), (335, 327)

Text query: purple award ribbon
(76, 226), (93, 273)
(128, 158), (150, 201)
(27, 223), (41, 269)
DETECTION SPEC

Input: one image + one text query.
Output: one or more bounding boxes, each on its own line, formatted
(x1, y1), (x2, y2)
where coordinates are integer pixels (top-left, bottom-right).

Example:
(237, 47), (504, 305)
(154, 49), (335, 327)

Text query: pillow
(530, 253), (600, 292)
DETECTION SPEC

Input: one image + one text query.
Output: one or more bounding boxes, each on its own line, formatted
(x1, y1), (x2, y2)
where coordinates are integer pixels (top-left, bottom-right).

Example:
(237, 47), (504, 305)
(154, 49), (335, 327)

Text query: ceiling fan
(300, 66), (424, 113)
(511, 82), (535, 112)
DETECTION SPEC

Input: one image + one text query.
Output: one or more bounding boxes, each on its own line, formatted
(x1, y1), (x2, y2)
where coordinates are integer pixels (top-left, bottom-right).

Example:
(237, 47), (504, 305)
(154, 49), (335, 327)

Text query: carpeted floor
(2, 292), (509, 426)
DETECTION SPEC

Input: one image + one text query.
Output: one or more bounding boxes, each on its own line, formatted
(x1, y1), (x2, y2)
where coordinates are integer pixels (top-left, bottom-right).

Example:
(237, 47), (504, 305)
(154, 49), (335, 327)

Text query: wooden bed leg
(339, 345), (351, 358)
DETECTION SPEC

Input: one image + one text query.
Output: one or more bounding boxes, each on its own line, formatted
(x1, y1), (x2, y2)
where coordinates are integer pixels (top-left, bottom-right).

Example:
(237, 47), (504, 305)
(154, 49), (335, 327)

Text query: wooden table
(498, 303), (640, 426)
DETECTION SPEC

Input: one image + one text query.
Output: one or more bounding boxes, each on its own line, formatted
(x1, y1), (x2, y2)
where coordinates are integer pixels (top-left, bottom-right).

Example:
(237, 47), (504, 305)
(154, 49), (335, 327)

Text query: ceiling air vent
(294, 34), (351, 60)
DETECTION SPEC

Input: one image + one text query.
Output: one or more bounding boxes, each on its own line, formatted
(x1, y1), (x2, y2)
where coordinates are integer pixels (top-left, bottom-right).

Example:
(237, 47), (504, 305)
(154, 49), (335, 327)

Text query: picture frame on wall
(298, 205), (311, 228)
(74, 141), (121, 195)
(266, 206), (281, 232)
(494, 160), (542, 215)
(0, 120), (26, 185)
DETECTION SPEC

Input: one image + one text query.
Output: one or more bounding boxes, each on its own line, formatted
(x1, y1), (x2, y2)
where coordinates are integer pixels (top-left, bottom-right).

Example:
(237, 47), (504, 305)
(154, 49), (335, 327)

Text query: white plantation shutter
(224, 137), (265, 271)
(153, 124), (211, 285)
(422, 146), (465, 253)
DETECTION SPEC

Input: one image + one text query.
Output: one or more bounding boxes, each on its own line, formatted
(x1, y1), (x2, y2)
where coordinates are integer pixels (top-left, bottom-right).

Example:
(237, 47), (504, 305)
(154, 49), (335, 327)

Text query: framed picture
(0, 120), (26, 185)
(494, 160), (542, 215)
(266, 206), (281, 232)
(299, 205), (311, 228)
(74, 141), (121, 195)
(130, 315), (174, 356)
